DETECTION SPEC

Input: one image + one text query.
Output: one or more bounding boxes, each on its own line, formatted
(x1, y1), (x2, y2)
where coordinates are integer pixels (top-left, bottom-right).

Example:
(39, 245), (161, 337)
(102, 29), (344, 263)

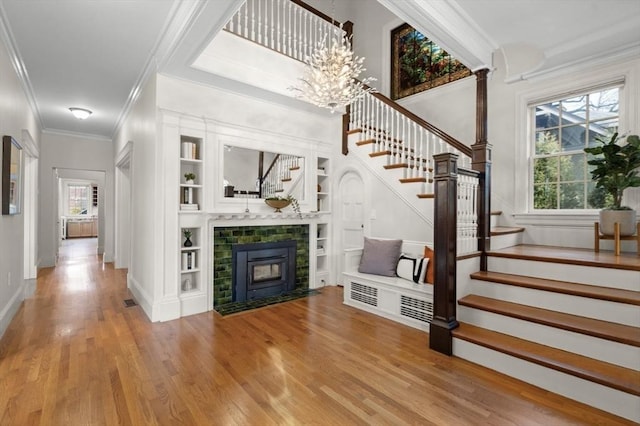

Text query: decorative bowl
(265, 198), (291, 212)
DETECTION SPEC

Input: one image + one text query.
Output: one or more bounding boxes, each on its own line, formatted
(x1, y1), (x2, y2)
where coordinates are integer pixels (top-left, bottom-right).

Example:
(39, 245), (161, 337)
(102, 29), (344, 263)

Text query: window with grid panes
(68, 185), (90, 215)
(532, 86), (620, 210)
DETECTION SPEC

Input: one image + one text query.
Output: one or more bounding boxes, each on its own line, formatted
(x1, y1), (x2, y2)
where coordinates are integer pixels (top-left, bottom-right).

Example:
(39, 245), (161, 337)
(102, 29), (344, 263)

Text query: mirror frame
(222, 144), (305, 201)
(2, 135), (22, 215)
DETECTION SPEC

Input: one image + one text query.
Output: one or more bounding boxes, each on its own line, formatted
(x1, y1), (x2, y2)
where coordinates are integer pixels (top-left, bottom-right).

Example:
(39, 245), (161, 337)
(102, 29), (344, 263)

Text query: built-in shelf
(179, 133), (204, 295)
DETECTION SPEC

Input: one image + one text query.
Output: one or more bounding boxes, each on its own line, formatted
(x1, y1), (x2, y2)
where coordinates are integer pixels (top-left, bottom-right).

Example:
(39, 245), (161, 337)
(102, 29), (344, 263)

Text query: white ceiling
(0, 0), (638, 140)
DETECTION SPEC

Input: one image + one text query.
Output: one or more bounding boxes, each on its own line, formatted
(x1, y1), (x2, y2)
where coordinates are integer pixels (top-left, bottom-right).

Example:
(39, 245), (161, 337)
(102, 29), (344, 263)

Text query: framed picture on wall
(391, 23), (471, 100)
(2, 135), (23, 215)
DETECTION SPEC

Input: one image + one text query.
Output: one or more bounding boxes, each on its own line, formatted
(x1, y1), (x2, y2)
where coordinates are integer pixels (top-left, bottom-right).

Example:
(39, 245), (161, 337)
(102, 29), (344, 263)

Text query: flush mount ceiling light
(69, 107), (92, 120)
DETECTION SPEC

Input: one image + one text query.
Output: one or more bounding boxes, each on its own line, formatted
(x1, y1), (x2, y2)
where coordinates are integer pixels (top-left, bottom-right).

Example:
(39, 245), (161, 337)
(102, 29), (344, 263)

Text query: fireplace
(232, 240), (297, 302)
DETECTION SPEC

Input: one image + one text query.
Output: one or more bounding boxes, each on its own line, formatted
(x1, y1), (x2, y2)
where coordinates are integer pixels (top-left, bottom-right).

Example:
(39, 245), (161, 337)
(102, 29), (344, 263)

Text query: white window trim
(513, 59), (640, 227)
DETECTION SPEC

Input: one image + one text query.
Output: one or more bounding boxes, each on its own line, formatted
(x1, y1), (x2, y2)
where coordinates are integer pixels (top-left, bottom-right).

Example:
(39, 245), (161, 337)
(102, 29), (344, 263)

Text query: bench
(342, 240), (434, 332)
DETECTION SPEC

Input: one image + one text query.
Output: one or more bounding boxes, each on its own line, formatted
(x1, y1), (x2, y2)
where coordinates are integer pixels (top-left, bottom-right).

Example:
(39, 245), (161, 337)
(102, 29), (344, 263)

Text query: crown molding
(0, 2), (44, 130)
(42, 128), (112, 142)
(111, 0), (207, 139)
(376, 0), (495, 71)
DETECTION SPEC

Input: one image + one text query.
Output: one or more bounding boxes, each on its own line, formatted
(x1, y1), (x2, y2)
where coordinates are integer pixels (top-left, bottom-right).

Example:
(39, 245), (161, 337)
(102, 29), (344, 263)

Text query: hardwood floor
(0, 250), (635, 425)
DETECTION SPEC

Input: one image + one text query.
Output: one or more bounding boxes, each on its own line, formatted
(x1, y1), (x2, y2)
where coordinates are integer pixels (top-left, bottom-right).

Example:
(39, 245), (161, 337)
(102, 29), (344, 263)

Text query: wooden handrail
(362, 83), (472, 158)
(262, 153), (281, 182)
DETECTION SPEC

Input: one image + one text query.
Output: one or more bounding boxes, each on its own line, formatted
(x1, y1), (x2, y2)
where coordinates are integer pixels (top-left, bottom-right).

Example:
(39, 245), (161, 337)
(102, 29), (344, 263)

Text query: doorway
(115, 142), (132, 270)
(336, 170), (365, 284)
(54, 168), (105, 264)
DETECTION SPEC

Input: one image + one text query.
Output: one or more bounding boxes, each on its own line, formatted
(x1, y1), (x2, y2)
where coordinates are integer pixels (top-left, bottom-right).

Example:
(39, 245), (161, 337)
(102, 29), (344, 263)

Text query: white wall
(38, 132), (114, 266)
(0, 32), (40, 339)
(302, 0), (396, 92)
(112, 73), (158, 318)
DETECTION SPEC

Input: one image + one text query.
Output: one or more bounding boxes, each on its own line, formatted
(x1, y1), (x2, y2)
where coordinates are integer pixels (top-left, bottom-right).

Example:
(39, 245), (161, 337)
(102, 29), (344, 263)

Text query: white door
(337, 171), (364, 284)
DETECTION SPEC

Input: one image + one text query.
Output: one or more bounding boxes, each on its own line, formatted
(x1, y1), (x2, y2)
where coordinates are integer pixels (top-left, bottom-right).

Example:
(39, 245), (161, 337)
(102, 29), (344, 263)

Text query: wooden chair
(594, 222), (640, 256)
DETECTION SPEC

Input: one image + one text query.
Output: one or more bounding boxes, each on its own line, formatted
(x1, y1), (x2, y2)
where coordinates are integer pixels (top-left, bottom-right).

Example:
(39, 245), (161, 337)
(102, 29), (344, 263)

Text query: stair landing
(488, 244), (640, 271)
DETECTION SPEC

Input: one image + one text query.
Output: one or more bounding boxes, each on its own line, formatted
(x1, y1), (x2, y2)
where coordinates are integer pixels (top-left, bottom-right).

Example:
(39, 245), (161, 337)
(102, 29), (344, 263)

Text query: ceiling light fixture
(69, 107), (92, 120)
(289, 4), (376, 113)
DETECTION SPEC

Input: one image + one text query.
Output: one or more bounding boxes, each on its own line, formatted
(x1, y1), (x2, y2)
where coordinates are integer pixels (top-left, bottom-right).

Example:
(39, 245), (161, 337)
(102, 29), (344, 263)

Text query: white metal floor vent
(400, 295), (433, 323)
(350, 282), (378, 307)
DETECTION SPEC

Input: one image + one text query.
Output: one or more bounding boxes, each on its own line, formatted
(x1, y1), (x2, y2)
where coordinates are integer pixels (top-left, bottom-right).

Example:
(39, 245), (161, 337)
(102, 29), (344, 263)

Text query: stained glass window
(391, 23), (471, 100)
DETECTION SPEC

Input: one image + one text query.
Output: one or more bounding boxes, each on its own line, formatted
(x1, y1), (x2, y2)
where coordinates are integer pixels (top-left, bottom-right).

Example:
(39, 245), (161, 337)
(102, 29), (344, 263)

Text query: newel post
(429, 153), (459, 355)
(472, 68), (492, 271)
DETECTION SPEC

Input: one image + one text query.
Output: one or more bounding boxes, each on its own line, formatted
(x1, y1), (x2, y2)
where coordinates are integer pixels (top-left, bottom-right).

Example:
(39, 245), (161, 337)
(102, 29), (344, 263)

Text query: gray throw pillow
(358, 237), (402, 276)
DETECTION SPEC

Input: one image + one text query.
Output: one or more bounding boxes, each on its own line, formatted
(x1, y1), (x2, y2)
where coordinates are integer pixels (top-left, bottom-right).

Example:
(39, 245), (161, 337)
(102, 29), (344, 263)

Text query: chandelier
(290, 25), (376, 113)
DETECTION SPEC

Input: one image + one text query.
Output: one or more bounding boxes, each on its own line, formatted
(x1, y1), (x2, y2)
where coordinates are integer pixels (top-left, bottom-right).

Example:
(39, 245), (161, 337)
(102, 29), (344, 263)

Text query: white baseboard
(39, 255), (56, 269)
(23, 278), (37, 298)
(128, 273), (181, 322)
(102, 251), (114, 263)
(180, 291), (209, 317)
(128, 274), (154, 321)
(0, 285), (24, 340)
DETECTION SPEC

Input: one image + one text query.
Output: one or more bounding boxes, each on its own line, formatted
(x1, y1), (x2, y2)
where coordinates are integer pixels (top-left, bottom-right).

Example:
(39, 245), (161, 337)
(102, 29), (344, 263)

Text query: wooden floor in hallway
(58, 237), (98, 260)
(0, 249), (635, 425)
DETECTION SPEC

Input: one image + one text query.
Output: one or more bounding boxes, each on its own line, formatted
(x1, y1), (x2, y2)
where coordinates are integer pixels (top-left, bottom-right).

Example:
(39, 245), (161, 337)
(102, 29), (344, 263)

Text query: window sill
(513, 211), (600, 227)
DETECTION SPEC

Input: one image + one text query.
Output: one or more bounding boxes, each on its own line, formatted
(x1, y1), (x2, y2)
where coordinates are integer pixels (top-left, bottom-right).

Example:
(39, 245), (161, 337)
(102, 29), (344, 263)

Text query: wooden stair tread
(490, 226), (525, 236)
(452, 323), (640, 396)
(417, 193), (434, 199)
(383, 163), (408, 170)
(487, 244), (640, 272)
(491, 210), (503, 216)
(400, 177), (427, 183)
(458, 294), (640, 347)
(470, 271), (640, 306)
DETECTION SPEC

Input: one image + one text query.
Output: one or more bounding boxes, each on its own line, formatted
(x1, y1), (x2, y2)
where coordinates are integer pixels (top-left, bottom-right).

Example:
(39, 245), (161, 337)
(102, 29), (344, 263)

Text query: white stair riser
(490, 214), (500, 228)
(488, 257), (639, 291)
(453, 339), (640, 423)
(350, 135), (435, 205)
(457, 306), (640, 370)
(368, 156), (430, 194)
(490, 232), (523, 250)
(467, 279), (640, 327)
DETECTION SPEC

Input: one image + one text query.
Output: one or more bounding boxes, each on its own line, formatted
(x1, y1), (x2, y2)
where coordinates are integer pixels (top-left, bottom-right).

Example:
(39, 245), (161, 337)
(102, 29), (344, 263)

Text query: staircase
(221, 0), (640, 421)
(454, 246), (640, 422)
(261, 154), (304, 199)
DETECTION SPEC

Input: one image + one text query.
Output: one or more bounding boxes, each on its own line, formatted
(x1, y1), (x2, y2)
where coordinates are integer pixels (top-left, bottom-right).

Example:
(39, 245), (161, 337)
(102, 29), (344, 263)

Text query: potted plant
(184, 172), (196, 184)
(584, 132), (640, 236)
(183, 229), (193, 247)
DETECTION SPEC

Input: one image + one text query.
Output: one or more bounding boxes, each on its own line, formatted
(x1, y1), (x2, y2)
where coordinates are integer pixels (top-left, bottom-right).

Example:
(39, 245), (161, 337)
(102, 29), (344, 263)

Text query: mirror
(2, 135), (22, 215)
(223, 145), (304, 200)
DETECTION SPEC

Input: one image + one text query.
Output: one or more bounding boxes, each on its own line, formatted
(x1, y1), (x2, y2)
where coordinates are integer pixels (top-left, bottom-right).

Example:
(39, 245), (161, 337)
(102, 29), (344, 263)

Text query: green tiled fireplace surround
(213, 225), (309, 307)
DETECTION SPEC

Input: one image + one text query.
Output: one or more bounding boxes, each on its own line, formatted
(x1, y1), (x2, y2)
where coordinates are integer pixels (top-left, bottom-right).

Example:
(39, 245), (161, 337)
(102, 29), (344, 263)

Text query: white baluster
(412, 122), (418, 178)
(285, 1), (291, 56)
(257, 0), (262, 44)
(250, 0), (255, 41)
(270, 0), (275, 49)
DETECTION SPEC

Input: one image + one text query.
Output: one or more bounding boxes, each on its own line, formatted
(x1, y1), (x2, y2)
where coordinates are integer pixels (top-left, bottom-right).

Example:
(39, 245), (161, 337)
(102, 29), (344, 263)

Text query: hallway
(58, 237), (99, 261)
(0, 253), (633, 425)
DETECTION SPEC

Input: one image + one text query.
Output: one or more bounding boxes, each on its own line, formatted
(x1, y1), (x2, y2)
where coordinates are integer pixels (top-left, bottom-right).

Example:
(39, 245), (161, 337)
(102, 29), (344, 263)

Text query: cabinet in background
(67, 219), (98, 238)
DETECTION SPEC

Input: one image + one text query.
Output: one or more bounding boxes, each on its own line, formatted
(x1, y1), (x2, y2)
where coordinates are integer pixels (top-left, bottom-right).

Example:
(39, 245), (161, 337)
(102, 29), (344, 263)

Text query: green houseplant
(182, 229), (193, 247)
(184, 172), (196, 184)
(584, 132), (640, 235)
